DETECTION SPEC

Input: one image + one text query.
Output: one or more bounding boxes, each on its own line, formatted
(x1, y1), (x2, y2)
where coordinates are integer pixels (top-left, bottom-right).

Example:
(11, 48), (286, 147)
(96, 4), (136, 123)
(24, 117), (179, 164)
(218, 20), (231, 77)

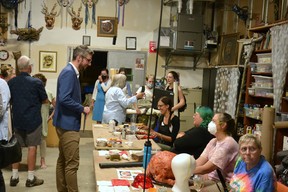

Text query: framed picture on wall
(39, 51), (57, 72)
(97, 16), (118, 37)
(219, 33), (240, 66)
(126, 37), (137, 50)
(82, 35), (91, 46)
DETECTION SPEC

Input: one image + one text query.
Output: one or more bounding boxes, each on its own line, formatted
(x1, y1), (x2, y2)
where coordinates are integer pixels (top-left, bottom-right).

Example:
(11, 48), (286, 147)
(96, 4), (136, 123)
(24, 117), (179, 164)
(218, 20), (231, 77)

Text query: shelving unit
(245, 21), (288, 165)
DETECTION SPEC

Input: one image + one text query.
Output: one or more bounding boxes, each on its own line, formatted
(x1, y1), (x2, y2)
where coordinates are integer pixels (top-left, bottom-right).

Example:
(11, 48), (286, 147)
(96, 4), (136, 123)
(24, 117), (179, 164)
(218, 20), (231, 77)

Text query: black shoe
(25, 176), (44, 187)
(10, 177), (19, 187)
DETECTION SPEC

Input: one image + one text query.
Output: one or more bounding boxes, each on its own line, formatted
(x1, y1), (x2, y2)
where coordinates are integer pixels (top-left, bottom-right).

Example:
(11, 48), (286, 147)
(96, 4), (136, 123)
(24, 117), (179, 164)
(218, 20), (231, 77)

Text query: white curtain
(213, 67), (240, 118)
(271, 23), (288, 112)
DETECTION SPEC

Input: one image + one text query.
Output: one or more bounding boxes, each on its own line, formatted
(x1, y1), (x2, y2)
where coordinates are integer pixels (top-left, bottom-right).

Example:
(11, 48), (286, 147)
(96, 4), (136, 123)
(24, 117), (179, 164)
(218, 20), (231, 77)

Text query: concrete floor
(2, 114), (96, 192)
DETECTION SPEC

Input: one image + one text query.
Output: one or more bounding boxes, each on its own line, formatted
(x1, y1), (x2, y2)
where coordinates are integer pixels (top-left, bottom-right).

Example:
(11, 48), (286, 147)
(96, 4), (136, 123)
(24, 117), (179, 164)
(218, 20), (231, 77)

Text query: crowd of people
(0, 45), (278, 192)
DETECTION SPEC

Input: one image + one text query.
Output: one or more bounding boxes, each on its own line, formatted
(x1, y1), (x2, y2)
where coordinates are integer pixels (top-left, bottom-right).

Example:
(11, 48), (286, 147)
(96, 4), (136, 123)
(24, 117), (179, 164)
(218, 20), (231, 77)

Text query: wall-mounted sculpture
(10, 27), (44, 41)
(41, 3), (58, 30)
(68, 4), (83, 30)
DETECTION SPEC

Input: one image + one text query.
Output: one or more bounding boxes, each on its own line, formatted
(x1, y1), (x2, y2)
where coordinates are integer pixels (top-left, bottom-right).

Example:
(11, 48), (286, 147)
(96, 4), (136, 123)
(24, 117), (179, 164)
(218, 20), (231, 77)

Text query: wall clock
(0, 50), (9, 61)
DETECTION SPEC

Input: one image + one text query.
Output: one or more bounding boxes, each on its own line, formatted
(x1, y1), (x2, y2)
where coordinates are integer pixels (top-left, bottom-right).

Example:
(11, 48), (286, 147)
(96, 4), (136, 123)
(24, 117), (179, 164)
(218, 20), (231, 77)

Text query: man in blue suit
(53, 45), (93, 192)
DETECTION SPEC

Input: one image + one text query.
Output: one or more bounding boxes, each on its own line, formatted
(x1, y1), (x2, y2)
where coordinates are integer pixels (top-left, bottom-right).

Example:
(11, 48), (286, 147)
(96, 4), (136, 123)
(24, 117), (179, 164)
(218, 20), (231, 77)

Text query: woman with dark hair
(171, 106), (214, 158)
(91, 68), (111, 123)
(140, 96), (180, 150)
(165, 71), (185, 112)
(193, 113), (239, 191)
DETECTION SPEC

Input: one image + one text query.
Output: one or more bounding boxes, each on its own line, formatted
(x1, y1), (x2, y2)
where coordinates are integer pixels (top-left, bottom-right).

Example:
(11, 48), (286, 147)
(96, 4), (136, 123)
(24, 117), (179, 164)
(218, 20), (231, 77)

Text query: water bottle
(130, 114), (137, 134)
(143, 141), (152, 169)
(122, 126), (126, 139)
(108, 120), (115, 133)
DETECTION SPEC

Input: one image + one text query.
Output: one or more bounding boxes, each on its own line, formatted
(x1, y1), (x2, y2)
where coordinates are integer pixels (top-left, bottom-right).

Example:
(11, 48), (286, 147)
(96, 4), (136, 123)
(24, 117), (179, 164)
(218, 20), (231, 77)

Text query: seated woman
(139, 96), (180, 150)
(230, 134), (276, 192)
(170, 106), (214, 159)
(193, 113), (239, 190)
(102, 74), (144, 124)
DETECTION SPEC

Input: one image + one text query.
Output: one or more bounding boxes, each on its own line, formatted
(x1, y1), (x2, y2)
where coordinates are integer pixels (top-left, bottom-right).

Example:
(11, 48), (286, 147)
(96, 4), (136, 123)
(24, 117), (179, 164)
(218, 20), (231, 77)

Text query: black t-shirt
(171, 127), (214, 159)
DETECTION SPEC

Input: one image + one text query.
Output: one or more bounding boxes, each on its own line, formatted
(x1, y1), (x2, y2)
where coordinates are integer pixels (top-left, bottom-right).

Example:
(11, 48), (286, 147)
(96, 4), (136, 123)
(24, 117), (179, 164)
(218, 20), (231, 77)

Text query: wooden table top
(92, 124), (161, 151)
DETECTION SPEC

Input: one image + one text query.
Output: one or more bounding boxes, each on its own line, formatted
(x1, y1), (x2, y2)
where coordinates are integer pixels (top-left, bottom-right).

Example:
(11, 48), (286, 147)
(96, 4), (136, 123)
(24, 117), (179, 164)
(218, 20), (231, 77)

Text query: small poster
(116, 170), (142, 180)
(135, 58), (144, 70)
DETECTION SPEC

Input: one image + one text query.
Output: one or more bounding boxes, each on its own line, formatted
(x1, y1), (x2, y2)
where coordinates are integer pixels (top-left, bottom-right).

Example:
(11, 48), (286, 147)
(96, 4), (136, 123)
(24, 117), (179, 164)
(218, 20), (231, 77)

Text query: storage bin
(254, 87), (273, 97)
(256, 53), (272, 63)
(255, 62), (272, 73)
(248, 88), (255, 95)
(249, 62), (257, 73)
(281, 113), (288, 121)
(252, 75), (273, 88)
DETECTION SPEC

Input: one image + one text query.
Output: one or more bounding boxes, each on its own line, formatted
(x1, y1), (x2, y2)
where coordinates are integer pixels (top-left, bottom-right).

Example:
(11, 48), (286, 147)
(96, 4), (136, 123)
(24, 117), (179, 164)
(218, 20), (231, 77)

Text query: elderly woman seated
(171, 106), (214, 159)
(229, 134), (276, 192)
(192, 113), (239, 191)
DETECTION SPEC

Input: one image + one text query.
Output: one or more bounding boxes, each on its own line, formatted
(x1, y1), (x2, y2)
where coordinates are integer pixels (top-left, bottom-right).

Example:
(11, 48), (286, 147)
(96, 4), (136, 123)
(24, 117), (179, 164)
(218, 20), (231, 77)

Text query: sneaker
(10, 176), (19, 187)
(25, 176), (44, 187)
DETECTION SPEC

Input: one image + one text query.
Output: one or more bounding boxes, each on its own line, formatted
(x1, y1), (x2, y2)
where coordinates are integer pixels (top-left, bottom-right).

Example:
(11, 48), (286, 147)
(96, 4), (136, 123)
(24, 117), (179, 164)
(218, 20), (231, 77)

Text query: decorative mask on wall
(10, 27), (44, 41)
(117, 0), (129, 26)
(57, 0), (74, 7)
(41, 3), (58, 30)
(68, 4), (83, 30)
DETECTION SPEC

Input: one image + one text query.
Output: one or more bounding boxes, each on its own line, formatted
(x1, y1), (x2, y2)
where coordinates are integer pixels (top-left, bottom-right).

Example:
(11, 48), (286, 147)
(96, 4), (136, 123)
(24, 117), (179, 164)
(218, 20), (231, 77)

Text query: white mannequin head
(171, 153), (196, 192)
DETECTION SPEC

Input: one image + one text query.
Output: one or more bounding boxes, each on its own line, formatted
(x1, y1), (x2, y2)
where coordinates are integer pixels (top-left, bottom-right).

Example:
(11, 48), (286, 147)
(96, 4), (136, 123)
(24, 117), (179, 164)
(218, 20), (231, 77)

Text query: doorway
(80, 50), (108, 103)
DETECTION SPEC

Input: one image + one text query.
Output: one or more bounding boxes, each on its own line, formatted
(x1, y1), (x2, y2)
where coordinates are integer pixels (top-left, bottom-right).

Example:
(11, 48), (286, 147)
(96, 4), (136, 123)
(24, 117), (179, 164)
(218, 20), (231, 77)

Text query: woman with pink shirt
(193, 112), (239, 191)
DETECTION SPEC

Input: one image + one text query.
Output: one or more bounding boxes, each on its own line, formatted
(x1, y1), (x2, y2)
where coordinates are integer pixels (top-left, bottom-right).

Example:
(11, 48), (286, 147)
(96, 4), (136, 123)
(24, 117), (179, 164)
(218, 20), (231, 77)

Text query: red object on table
(131, 173), (154, 189)
(111, 179), (130, 186)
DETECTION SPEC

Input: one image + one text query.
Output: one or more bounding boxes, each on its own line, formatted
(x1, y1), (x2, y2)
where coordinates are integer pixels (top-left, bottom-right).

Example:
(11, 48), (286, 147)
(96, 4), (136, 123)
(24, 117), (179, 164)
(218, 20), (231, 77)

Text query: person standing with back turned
(53, 45), (92, 192)
(8, 55), (48, 187)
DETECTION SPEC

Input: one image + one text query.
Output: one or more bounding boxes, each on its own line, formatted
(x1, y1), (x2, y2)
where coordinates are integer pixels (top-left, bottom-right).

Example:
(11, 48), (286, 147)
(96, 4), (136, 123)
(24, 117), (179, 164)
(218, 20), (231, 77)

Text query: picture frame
(82, 35), (91, 46)
(39, 51), (57, 72)
(126, 37), (137, 50)
(97, 16), (118, 37)
(219, 33), (240, 66)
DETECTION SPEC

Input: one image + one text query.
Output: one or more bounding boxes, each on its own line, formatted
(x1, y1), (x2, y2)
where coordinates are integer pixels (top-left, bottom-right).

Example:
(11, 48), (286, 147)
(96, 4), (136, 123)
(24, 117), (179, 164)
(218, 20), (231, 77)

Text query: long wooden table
(92, 124), (161, 151)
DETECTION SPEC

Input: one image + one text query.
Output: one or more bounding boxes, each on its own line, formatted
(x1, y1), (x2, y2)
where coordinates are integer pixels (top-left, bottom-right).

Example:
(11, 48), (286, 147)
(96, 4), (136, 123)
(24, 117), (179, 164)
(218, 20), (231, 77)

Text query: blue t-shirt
(229, 156), (276, 192)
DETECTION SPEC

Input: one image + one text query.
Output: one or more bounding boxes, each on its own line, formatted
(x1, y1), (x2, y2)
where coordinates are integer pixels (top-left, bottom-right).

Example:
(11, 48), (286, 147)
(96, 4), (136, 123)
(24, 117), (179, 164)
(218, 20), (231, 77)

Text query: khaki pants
(56, 128), (80, 192)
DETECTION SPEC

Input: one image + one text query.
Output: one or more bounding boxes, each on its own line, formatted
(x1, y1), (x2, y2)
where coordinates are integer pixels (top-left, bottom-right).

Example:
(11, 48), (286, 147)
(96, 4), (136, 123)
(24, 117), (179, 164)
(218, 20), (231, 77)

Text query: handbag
(0, 105), (22, 169)
(0, 135), (22, 169)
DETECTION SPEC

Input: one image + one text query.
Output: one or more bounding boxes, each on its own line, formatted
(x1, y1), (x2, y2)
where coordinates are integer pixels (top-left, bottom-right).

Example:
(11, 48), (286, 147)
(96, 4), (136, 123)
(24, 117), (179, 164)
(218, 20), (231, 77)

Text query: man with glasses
(53, 45), (93, 192)
(230, 134), (276, 191)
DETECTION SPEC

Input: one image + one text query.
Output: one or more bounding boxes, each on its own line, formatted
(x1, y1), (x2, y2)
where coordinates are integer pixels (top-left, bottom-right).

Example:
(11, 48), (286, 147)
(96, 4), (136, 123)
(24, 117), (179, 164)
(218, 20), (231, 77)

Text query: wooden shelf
(249, 20), (288, 33)
(248, 94), (273, 99)
(245, 115), (262, 121)
(251, 72), (272, 76)
(254, 49), (272, 53)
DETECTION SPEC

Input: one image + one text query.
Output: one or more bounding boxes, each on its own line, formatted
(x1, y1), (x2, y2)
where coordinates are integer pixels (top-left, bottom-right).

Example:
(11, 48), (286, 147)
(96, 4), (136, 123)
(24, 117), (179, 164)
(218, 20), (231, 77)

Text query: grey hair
(17, 56), (31, 71)
(72, 45), (93, 60)
(239, 134), (262, 150)
(111, 74), (126, 89)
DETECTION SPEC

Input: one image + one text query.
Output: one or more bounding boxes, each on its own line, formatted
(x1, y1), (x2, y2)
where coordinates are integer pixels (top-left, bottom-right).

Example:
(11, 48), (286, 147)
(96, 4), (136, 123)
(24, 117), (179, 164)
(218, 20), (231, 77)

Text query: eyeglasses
(240, 146), (258, 153)
(83, 57), (92, 63)
(157, 104), (164, 108)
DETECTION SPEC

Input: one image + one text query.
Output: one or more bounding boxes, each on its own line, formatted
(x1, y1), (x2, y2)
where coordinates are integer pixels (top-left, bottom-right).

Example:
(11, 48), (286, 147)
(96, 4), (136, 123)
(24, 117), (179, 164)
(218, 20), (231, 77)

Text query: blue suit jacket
(53, 63), (84, 131)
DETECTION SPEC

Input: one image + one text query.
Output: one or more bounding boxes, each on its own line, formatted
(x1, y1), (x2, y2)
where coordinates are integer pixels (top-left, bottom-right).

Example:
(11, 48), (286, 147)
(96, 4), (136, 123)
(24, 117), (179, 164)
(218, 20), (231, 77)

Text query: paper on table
(98, 186), (114, 192)
(97, 180), (112, 186)
(98, 150), (109, 156)
(117, 169), (142, 180)
(114, 186), (130, 192)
